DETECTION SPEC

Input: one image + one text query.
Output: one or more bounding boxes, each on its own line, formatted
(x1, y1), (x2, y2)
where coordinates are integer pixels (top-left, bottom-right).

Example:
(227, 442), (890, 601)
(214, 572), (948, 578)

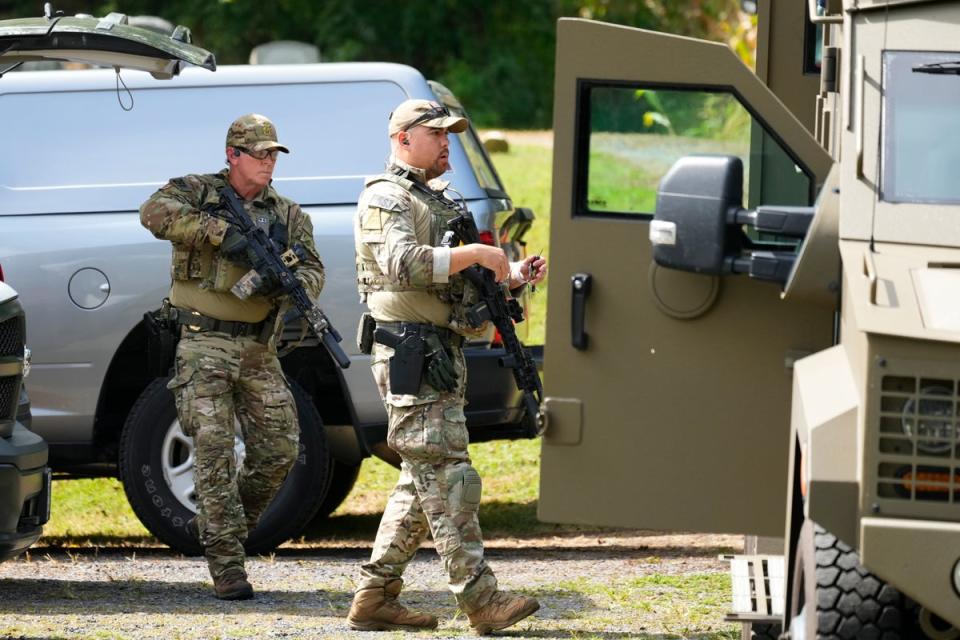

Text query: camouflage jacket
(140, 169), (325, 311)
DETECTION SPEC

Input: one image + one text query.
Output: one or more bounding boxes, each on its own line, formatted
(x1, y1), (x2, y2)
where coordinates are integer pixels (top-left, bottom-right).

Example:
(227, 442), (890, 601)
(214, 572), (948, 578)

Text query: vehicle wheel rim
(160, 418), (246, 512)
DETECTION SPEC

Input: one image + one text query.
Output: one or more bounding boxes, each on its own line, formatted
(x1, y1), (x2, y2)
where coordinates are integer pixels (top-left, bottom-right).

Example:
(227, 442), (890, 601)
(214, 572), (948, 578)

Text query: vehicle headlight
(902, 385), (955, 455)
(22, 346), (30, 379)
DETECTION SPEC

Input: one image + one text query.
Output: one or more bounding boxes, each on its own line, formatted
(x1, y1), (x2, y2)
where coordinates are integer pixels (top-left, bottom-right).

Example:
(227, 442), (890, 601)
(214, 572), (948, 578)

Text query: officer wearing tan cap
(347, 99), (546, 633)
(140, 114), (324, 600)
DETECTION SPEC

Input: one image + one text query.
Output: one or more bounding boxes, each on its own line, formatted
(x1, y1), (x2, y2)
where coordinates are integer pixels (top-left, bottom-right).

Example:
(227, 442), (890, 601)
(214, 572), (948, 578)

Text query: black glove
(423, 332), (458, 392)
(251, 265), (284, 298)
(220, 226), (252, 266)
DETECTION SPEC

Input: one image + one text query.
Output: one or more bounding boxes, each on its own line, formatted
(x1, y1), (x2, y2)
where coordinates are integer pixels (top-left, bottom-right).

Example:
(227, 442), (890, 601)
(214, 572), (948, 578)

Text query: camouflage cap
(388, 99), (468, 136)
(226, 113), (290, 154)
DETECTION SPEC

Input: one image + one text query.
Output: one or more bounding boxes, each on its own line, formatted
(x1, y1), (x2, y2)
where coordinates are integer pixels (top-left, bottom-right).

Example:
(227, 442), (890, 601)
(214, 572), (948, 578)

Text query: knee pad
(451, 465), (482, 513)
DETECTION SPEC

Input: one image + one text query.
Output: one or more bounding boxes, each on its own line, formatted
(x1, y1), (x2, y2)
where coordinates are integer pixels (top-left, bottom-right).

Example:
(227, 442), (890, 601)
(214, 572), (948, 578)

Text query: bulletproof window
(881, 51), (960, 205)
(573, 82), (814, 219)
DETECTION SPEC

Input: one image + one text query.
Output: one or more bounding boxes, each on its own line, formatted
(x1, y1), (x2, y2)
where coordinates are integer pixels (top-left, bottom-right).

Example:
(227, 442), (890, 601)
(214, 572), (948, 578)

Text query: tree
(2, 0), (754, 127)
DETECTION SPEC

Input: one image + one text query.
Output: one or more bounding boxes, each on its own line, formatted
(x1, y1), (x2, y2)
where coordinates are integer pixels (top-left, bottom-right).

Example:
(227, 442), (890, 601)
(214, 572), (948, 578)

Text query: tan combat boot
(466, 591), (540, 635)
(347, 579), (438, 631)
(213, 568), (254, 601)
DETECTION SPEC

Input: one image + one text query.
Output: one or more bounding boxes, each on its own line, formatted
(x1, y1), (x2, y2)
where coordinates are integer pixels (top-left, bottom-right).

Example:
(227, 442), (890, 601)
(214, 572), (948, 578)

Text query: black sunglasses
(401, 105), (451, 131)
(236, 146), (280, 161)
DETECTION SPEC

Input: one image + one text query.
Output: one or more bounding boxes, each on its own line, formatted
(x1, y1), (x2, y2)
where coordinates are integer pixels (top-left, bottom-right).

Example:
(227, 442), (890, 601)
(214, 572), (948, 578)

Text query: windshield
(882, 51), (960, 204)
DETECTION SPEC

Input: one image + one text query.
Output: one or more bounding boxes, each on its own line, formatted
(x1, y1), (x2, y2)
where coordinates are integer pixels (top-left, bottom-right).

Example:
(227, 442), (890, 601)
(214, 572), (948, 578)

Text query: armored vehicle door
(539, 19), (834, 536)
(0, 11), (215, 78)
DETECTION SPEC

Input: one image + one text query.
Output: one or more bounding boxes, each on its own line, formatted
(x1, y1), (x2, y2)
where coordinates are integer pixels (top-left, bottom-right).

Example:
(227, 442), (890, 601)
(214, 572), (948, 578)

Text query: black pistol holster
(373, 324), (426, 396)
(357, 312), (376, 355)
(144, 298), (179, 378)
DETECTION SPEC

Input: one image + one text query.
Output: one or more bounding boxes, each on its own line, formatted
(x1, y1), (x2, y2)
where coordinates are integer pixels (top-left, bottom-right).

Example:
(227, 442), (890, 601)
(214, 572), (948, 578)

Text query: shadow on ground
(31, 499), (739, 561)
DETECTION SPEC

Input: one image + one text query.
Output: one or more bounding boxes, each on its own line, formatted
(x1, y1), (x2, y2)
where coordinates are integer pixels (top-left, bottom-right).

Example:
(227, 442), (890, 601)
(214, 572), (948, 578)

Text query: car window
(881, 51), (960, 205)
(575, 83), (813, 217)
(457, 125), (504, 194)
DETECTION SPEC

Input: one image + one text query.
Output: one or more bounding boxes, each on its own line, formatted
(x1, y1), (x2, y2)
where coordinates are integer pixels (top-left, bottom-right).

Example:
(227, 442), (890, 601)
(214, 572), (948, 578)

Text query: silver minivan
(0, 60), (537, 553)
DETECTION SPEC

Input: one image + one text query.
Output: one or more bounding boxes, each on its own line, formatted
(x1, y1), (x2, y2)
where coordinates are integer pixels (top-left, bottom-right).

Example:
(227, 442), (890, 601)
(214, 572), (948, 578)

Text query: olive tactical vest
(355, 171), (479, 329)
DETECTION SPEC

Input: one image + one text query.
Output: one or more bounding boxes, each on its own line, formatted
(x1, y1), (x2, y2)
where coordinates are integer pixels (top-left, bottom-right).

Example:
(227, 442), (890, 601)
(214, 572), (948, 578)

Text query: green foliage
(1, 0), (751, 129)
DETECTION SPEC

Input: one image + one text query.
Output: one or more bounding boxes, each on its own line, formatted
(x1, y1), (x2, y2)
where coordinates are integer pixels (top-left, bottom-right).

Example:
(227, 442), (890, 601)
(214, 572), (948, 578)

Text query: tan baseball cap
(388, 99), (468, 136)
(226, 113), (290, 153)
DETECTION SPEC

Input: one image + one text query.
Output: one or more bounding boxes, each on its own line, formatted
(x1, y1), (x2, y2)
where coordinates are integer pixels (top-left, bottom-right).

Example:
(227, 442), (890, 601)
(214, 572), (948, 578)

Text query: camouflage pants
(358, 342), (498, 613)
(168, 329), (299, 579)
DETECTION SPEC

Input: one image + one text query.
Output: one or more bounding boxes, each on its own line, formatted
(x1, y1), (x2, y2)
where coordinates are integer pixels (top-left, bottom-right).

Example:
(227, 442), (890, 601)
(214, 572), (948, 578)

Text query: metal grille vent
(0, 375), (17, 421)
(0, 315), (24, 358)
(877, 375), (960, 504)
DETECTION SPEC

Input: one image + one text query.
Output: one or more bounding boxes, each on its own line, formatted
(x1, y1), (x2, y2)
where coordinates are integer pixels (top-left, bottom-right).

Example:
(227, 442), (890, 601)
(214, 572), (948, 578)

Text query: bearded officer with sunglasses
(347, 99), (546, 634)
(140, 113), (324, 601)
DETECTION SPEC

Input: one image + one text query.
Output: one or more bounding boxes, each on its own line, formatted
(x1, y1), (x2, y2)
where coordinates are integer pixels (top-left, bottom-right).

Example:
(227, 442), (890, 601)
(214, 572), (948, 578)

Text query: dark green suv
(0, 282), (48, 562)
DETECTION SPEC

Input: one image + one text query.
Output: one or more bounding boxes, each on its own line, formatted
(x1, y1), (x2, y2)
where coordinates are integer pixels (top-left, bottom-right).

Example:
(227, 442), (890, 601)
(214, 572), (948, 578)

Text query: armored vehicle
(538, 2), (960, 636)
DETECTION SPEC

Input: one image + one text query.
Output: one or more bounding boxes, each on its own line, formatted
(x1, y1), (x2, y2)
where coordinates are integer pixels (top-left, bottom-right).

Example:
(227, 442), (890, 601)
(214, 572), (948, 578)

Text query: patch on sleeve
(360, 207), (387, 243)
(367, 193), (405, 212)
(361, 207), (385, 232)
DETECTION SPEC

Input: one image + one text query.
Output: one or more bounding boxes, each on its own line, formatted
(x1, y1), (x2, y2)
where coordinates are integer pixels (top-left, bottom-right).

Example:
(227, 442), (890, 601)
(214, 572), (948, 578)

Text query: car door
(0, 12), (214, 78)
(539, 19), (834, 536)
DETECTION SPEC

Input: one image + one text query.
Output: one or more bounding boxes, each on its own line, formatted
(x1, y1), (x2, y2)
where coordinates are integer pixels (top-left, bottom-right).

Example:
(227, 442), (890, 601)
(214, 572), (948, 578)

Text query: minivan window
(0, 78), (486, 215)
(575, 83), (812, 217)
(457, 124), (505, 195)
(881, 51), (960, 204)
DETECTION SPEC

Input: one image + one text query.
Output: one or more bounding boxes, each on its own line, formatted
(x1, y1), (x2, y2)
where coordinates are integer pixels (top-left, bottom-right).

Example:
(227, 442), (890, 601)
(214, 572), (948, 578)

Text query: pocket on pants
(386, 404), (437, 458)
(169, 362), (230, 437)
(441, 405), (468, 453)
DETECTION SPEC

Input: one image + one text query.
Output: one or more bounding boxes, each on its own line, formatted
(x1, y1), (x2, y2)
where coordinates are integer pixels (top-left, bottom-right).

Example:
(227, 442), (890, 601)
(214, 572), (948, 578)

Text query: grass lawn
(487, 142), (552, 345)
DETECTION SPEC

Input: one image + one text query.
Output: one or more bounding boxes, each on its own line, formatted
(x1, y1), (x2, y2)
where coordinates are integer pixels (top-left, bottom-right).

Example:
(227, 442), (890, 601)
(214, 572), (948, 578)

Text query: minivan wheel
(788, 519), (905, 639)
(119, 376), (330, 556)
(312, 459), (361, 521)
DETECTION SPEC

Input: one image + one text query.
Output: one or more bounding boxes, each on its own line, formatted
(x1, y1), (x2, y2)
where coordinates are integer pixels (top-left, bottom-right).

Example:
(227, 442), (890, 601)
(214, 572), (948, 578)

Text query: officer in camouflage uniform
(347, 99), (547, 634)
(140, 114), (324, 600)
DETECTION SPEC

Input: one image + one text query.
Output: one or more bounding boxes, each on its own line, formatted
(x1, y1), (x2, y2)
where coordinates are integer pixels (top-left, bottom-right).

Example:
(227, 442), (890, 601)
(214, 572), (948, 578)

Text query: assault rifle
(428, 184), (543, 437)
(215, 185), (351, 369)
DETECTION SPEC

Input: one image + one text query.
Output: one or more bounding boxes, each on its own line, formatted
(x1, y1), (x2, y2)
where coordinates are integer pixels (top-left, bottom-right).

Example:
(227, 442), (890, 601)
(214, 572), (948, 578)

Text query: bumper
(0, 421), (50, 562)
(465, 344), (544, 442)
(860, 517), (960, 627)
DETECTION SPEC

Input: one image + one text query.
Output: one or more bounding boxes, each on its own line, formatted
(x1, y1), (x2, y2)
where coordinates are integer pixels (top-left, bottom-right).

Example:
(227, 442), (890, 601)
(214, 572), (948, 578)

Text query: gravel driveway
(0, 532), (741, 639)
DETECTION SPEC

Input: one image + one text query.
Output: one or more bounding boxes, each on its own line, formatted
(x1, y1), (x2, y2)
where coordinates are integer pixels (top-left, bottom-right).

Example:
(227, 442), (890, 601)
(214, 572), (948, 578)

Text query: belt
(375, 321), (464, 348)
(172, 308), (268, 339)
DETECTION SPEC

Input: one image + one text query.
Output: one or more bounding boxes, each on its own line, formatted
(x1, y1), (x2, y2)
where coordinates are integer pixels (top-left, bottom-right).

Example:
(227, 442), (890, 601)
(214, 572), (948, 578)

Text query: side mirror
(650, 155), (815, 286)
(650, 155), (743, 275)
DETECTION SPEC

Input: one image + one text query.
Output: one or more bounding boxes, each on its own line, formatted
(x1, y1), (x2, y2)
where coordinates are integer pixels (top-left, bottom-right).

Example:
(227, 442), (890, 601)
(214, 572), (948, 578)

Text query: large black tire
(312, 458), (360, 520)
(119, 376), (330, 556)
(789, 519), (906, 639)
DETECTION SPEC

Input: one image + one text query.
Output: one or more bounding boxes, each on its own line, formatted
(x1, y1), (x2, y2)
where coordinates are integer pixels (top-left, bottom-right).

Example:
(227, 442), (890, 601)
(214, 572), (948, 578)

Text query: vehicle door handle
(571, 273), (592, 350)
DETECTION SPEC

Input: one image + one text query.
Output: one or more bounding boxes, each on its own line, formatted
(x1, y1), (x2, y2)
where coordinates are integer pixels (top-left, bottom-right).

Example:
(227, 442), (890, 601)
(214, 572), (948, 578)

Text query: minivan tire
(119, 376), (330, 556)
(313, 459), (361, 520)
